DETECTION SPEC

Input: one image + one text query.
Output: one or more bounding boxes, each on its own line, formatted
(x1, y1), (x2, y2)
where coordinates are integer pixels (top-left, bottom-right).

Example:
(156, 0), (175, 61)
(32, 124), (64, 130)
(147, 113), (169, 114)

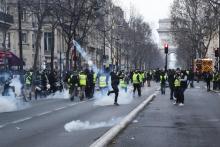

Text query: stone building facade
(5, 0), (126, 71)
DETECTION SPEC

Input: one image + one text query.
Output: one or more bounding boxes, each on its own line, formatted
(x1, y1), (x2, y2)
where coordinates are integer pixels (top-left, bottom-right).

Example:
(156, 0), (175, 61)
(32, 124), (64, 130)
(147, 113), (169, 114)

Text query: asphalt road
(0, 83), (159, 147)
(108, 82), (220, 147)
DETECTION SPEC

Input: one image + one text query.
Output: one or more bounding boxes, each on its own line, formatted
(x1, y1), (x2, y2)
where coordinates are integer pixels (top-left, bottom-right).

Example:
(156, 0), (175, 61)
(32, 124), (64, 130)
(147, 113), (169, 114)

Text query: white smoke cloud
(72, 40), (99, 73)
(0, 96), (17, 112)
(46, 89), (70, 99)
(0, 74), (29, 113)
(64, 117), (122, 132)
(94, 86), (133, 106)
(0, 92), (29, 113)
(10, 75), (23, 97)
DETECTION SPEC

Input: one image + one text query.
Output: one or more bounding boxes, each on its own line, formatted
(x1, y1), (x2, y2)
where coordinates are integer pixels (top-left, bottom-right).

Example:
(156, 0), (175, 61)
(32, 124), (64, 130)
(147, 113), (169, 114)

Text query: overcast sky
(113, 0), (174, 43)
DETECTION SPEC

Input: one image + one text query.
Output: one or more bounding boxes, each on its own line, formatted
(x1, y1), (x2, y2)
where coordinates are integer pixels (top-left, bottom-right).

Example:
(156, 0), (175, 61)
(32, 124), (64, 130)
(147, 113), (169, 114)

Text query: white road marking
(54, 107), (66, 111)
(68, 103), (77, 106)
(0, 100), (88, 129)
(37, 111), (52, 116)
(16, 127), (21, 130)
(11, 117), (32, 124)
(0, 125), (5, 128)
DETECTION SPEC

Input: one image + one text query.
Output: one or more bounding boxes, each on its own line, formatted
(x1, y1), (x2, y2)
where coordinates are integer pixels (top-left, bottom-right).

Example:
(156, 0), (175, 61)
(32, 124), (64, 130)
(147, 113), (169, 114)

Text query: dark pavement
(0, 83), (159, 147)
(109, 82), (220, 147)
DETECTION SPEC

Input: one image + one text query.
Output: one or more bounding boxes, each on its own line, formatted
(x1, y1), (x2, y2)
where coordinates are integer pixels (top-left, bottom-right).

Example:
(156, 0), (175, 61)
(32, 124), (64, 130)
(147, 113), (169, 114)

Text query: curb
(210, 90), (220, 93)
(89, 93), (157, 147)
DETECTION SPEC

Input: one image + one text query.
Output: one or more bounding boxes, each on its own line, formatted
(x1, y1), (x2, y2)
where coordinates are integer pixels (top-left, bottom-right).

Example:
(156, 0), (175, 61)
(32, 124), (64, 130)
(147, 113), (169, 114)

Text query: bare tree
(171, 0), (218, 67)
(52, 0), (105, 70)
(22, 0), (52, 83)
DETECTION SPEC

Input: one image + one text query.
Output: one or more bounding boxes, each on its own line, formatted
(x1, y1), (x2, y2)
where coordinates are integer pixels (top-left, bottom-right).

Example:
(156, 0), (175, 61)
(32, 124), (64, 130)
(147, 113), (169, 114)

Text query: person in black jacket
(168, 69), (175, 100)
(107, 71), (121, 106)
(179, 70), (188, 106)
(85, 69), (93, 98)
(204, 72), (213, 91)
(48, 71), (58, 93)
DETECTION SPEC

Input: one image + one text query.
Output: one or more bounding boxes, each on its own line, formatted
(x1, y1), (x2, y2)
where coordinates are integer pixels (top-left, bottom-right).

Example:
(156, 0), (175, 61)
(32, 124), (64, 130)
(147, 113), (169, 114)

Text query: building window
(32, 33), (36, 49)
(0, 0), (6, 12)
(21, 8), (27, 21)
(7, 32), (10, 48)
(44, 32), (53, 51)
(22, 32), (27, 44)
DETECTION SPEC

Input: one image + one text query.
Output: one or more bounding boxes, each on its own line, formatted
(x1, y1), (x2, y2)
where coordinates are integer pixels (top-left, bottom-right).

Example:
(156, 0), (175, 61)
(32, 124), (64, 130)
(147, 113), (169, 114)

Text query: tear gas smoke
(0, 96), (17, 112)
(72, 40), (99, 73)
(64, 117), (122, 132)
(10, 75), (23, 97)
(0, 74), (29, 113)
(0, 90), (29, 113)
(46, 89), (70, 99)
(94, 86), (134, 106)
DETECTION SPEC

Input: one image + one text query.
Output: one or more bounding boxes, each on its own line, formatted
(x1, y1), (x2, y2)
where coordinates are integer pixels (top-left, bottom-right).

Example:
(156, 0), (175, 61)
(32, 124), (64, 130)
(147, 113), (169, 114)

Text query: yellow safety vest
(174, 78), (181, 87)
(67, 75), (73, 87)
(25, 72), (32, 85)
(99, 76), (107, 88)
(132, 73), (139, 84)
(141, 73), (145, 80)
(93, 73), (97, 84)
(79, 74), (87, 86)
(120, 79), (127, 88)
(160, 75), (167, 83)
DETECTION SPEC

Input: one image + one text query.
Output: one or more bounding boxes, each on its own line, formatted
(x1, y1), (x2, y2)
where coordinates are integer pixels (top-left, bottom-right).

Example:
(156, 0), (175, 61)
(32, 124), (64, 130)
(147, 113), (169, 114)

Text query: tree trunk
(50, 27), (55, 73)
(2, 29), (7, 70)
(32, 23), (43, 84)
(66, 42), (71, 71)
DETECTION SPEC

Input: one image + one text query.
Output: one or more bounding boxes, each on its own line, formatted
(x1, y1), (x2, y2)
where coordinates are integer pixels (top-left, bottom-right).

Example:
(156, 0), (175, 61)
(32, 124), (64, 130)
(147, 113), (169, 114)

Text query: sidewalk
(109, 83), (220, 147)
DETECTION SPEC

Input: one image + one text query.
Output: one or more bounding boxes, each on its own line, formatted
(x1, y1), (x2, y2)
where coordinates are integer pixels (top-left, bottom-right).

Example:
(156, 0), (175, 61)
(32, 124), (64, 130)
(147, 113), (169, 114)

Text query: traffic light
(164, 43), (168, 54)
(215, 48), (219, 57)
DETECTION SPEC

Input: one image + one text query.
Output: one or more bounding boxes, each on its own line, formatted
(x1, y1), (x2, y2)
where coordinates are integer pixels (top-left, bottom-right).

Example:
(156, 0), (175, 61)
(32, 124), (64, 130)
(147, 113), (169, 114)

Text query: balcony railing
(0, 11), (13, 24)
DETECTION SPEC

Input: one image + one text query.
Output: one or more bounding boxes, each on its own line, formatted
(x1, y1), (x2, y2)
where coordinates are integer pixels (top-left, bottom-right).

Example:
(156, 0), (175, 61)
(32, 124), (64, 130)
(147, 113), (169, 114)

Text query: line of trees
(170, 0), (220, 68)
(18, 0), (163, 74)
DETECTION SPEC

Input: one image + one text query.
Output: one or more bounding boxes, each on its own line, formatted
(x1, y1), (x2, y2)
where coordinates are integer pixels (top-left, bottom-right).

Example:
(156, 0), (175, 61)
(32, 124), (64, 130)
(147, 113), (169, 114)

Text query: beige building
(0, 0), (13, 65)
(207, 34), (218, 59)
(7, 0), (66, 70)
(6, 0), (126, 71)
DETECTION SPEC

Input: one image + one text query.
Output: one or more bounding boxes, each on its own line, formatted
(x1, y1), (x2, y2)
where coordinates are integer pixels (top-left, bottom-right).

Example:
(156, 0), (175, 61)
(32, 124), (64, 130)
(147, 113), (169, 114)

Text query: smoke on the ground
(73, 40), (99, 73)
(0, 89), (29, 113)
(46, 89), (70, 99)
(94, 86), (133, 106)
(64, 117), (122, 132)
(0, 74), (29, 113)
(10, 75), (23, 97)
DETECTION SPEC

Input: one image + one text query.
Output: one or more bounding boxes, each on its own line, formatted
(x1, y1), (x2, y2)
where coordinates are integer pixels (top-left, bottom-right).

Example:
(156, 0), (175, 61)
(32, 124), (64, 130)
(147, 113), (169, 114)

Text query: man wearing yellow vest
(99, 72), (107, 95)
(78, 70), (87, 101)
(132, 70), (141, 97)
(119, 71), (128, 92)
(91, 71), (97, 98)
(24, 70), (33, 101)
(68, 71), (79, 101)
(173, 72), (181, 105)
(160, 71), (167, 95)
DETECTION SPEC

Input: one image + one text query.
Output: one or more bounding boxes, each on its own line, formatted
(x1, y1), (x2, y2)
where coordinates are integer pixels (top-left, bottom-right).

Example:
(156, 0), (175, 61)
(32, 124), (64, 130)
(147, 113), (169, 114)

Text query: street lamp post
(18, 0), (23, 70)
(59, 50), (62, 82)
(164, 44), (169, 72)
(165, 54), (168, 72)
(218, 20), (220, 71)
